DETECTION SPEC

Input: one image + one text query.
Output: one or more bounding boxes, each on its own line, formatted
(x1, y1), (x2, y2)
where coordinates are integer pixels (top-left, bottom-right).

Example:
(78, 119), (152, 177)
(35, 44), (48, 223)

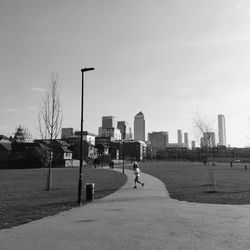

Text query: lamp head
(81, 67), (95, 72)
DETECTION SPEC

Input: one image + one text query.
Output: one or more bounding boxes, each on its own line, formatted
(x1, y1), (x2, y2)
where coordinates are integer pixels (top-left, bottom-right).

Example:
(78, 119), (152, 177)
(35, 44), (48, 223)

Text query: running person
(133, 164), (144, 188)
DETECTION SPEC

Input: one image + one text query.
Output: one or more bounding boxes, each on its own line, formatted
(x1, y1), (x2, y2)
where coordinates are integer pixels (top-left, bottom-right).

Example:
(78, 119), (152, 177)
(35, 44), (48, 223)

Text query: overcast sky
(1, 0), (250, 147)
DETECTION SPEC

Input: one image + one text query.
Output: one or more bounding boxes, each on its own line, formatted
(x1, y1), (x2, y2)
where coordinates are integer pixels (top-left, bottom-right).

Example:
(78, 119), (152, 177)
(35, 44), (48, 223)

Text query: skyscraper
(177, 129), (182, 144)
(134, 111), (145, 141)
(99, 116), (121, 140)
(184, 132), (189, 148)
(102, 116), (117, 129)
(117, 121), (129, 140)
(218, 114), (226, 146)
(128, 127), (133, 139)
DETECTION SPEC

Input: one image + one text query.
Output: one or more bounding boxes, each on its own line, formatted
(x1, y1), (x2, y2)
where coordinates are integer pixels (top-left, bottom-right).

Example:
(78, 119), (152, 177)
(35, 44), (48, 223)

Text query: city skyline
(62, 111), (226, 148)
(1, 1), (250, 147)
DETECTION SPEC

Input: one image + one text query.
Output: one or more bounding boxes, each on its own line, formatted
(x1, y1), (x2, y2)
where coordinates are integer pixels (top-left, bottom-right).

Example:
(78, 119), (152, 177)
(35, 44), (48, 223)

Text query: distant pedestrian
(245, 165), (247, 171)
(133, 162), (137, 170)
(133, 163), (144, 188)
(109, 160), (114, 169)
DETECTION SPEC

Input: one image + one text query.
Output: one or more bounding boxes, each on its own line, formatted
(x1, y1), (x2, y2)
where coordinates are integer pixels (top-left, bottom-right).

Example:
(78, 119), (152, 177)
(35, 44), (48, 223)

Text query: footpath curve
(1, 169), (250, 250)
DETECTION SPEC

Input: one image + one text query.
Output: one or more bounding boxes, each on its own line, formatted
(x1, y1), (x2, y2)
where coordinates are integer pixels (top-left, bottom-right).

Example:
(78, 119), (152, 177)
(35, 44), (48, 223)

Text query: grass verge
(0, 167), (126, 230)
(140, 161), (250, 205)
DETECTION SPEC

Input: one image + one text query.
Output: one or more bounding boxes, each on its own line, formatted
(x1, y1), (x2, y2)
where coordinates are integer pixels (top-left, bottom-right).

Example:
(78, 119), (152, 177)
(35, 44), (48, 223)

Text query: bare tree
(193, 113), (216, 190)
(38, 73), (63, 190)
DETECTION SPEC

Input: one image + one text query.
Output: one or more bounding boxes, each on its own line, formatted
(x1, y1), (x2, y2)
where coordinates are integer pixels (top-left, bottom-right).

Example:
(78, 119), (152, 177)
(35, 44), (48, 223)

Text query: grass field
(140, 161), (250, 205)
(0, 167), (127, 230)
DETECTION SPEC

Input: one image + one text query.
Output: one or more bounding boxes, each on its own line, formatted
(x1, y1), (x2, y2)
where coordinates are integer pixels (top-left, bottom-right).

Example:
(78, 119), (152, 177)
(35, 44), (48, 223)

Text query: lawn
(0, 167), (127, 230)
(140, 161), (250, 205)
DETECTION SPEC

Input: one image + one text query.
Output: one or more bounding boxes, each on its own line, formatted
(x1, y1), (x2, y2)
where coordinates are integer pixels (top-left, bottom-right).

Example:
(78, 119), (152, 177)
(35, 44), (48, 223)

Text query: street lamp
(122, 132), (125, 175)
(78, 67), (95, 205)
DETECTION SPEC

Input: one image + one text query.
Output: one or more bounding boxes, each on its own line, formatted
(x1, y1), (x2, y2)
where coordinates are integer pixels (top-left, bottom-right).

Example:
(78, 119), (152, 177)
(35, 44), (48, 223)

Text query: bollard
(86, 183), (95, 201)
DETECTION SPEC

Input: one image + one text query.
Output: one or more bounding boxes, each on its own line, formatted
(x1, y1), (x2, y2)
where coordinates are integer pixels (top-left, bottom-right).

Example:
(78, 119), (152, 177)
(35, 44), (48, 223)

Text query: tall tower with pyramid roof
(134, 111), (145, 141)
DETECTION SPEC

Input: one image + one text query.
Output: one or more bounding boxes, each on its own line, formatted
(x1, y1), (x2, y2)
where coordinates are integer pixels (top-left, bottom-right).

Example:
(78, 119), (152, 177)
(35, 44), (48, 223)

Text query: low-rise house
(69, 140), (97, 163)
(52, 140), (73, 167)
(0, 136), (12, 167)
(34, 139), (73, 167)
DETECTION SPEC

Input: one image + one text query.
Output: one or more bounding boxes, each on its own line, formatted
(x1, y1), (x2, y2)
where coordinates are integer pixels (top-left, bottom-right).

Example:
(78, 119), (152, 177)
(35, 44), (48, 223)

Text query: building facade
(148, 131), (169, 155)
(117, 121), (129, 140)
(61, 128), (96, 146)
(184, 132), (189, 148)
(122, 140), (146, 161)
(61, 128), (74, 139)
(102, 116), (117, 129)
(99, 116), (121, 140)
(98, 127), (121, 140)
(201, 132), (216, 147)
(134, 111), (145, 141)
(74, 131), (96, 145)
(177, 129), (182, 144)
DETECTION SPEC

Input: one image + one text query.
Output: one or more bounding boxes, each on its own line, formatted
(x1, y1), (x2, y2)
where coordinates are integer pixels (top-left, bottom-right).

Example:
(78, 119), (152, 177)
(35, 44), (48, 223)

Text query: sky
(1, 0), (250, 147)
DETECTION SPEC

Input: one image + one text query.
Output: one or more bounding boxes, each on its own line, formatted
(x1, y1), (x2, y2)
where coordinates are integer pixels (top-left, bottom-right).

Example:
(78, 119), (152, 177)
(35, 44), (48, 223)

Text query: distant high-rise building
(218, 114), (226, 146)
(102, 116), (117, 129)
(128, 127), (133, 139)
(191, 140), (196, 149)
(117, 121), (129, 140)
(98, 127), (121, 140)
(148, 131), (169, 154)
(134, 111), (145, 141)
(177, 130), (182, 144)
(61, 128), (74, 139)
(184, 132), (189, 148)
(99, 116), (121, 140)
(201, 132), (216, 147)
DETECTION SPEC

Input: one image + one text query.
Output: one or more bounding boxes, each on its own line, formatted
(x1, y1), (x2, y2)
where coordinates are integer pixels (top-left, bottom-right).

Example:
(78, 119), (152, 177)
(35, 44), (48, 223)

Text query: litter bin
(86, 183), (95, 201)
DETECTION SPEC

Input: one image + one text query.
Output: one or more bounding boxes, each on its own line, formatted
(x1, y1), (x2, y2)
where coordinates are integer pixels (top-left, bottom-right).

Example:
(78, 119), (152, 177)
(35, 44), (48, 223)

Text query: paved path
(1, 169), (250, 250)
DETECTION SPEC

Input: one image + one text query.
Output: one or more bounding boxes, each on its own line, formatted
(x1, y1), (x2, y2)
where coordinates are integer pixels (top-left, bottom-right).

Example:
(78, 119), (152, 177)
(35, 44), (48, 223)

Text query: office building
(124, 140), (146, 161)
(148, 131), (169, 154)
(201, 132), (216, 147)
(99, 116), (121, 140)
(61, 128), (74, 139)
(61, 128), (96, 145)
(102, 116), (117, 129)
(218, 114), (226, 146)
(117, 121), (129, 140)
(128, 127), (133, 140)
(134, 111), (145, 141)
(98, 127), (121, 140)
(95, 136), (115, 150)
(69, 131), (96, 145)
(177, 130), (182, 144)
(184, 132), (189, 148)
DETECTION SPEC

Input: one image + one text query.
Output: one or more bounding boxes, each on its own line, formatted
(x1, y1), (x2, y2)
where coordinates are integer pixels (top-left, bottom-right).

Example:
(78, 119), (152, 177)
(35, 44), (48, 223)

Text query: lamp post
(78, 67), (95, 205)
(122, 132), (125, 175)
